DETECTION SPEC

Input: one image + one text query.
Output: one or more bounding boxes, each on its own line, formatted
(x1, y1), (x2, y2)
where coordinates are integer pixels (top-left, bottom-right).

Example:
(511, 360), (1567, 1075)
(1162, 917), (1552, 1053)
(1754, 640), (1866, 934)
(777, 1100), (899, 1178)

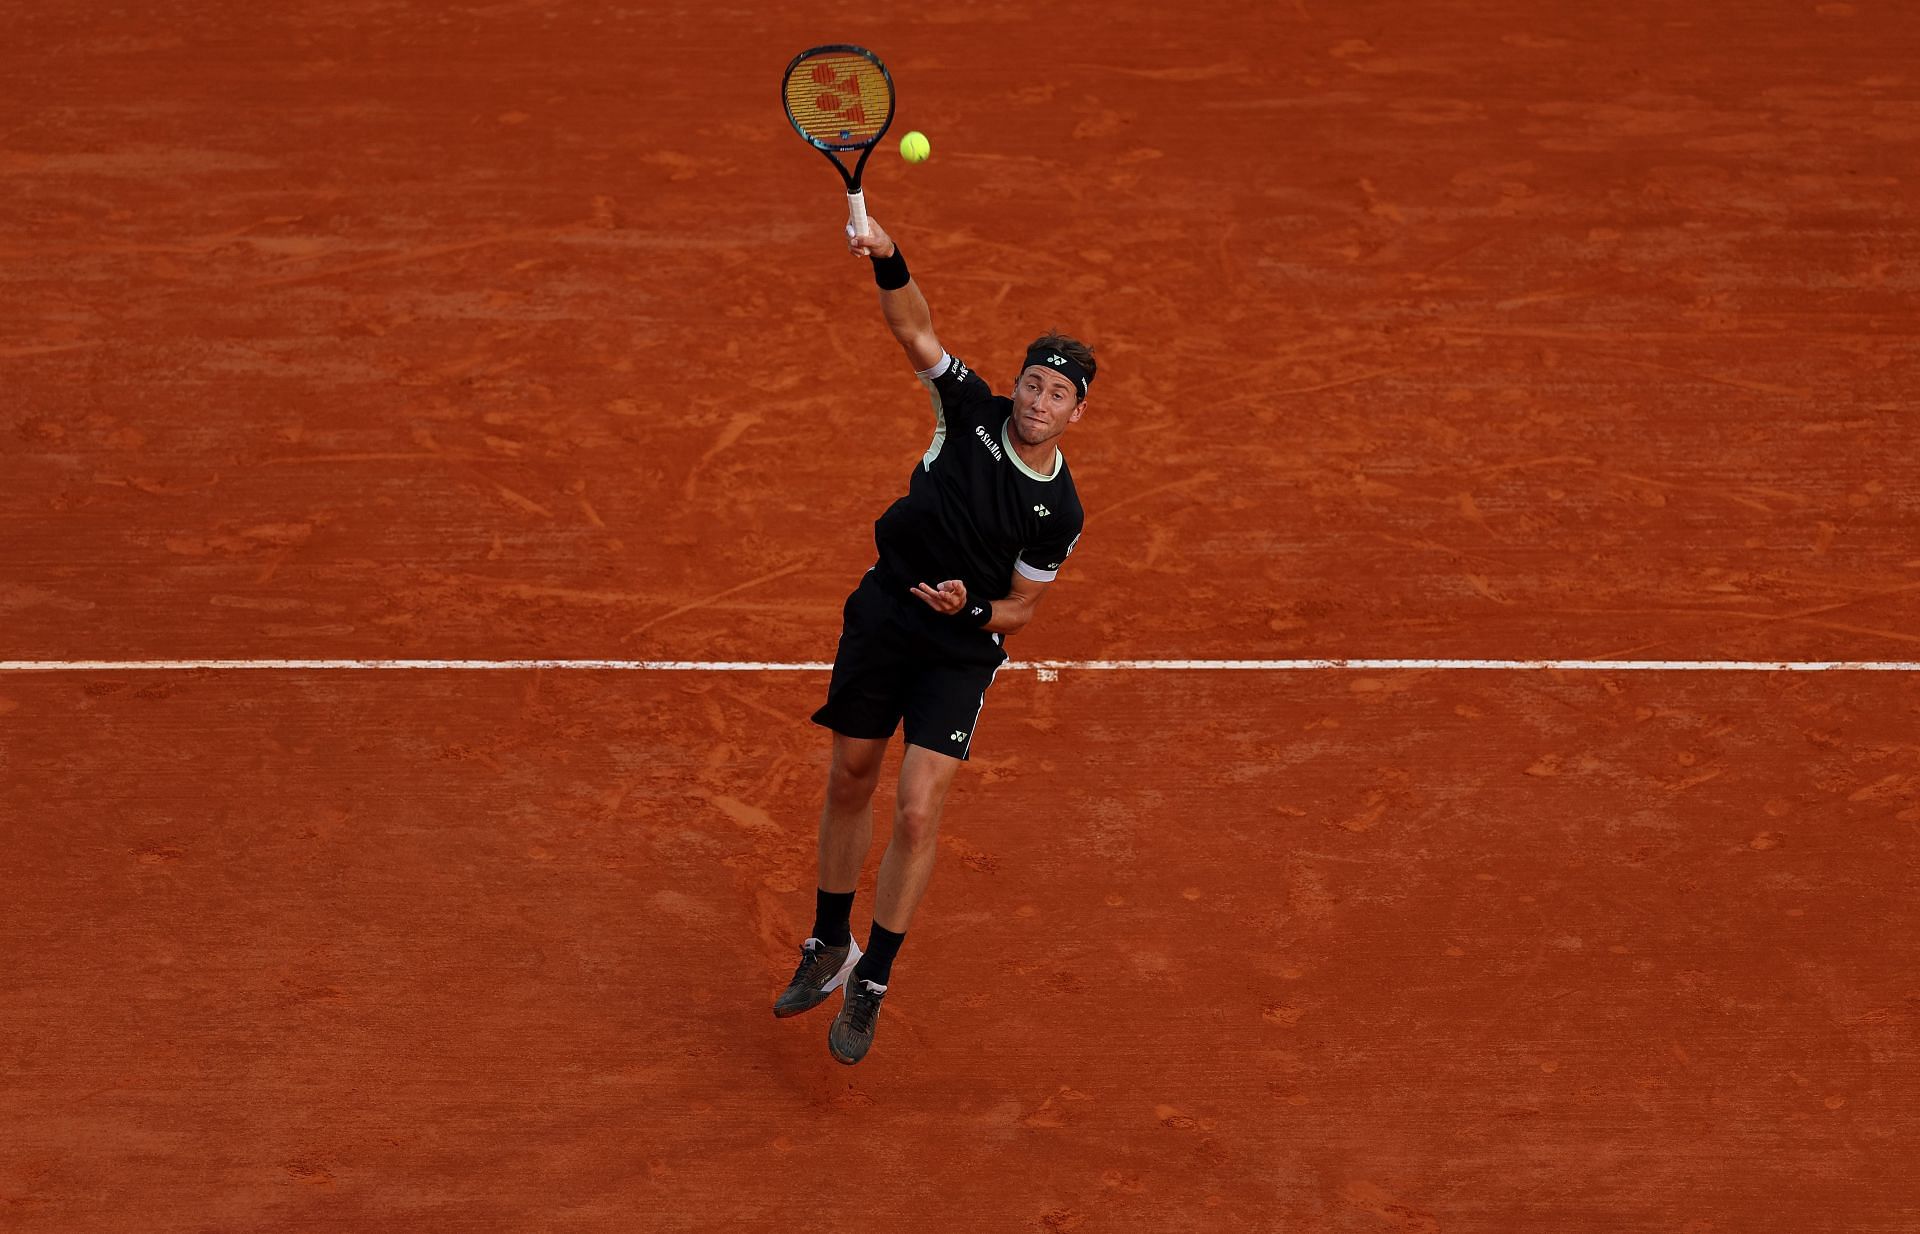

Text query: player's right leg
(773, 734), (886, 1018)
(782, 569), (910, 1019)
(818, 732), (885, 895)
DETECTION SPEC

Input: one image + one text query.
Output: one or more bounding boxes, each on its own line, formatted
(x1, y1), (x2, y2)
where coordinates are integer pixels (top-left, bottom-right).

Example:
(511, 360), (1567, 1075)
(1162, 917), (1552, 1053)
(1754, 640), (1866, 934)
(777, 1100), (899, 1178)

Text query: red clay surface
(3, 0), (1919, 1230)
(6, 670), (1920, 1232)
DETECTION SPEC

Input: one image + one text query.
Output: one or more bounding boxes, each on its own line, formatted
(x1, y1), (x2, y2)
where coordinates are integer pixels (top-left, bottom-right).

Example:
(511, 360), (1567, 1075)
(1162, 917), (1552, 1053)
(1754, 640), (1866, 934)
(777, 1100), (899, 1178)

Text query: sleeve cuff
(1013, 558), (1059, 583)
(915, 351), (953, 381)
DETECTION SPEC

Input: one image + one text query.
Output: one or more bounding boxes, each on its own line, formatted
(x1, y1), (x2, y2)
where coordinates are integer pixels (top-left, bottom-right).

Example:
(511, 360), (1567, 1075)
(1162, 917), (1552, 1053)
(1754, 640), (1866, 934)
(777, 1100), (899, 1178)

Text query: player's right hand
(847, 217), (895, 259)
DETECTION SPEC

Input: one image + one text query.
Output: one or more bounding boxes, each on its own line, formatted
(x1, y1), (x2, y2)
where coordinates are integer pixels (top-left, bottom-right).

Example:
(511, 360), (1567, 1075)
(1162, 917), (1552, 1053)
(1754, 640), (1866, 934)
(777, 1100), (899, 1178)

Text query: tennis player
(773, 217), (1093, 1065)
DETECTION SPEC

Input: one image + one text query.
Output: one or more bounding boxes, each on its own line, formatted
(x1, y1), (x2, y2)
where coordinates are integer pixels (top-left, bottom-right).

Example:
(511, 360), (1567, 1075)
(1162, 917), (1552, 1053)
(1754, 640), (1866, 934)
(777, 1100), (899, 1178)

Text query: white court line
(0, 658), (1916, 672)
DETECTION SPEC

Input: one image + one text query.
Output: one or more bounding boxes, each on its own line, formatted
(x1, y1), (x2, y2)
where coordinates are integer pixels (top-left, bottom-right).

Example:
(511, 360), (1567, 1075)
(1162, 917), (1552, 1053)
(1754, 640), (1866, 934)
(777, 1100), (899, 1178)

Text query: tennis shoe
(828, 978), (888, 1065)
(774, 937), (861, 1019)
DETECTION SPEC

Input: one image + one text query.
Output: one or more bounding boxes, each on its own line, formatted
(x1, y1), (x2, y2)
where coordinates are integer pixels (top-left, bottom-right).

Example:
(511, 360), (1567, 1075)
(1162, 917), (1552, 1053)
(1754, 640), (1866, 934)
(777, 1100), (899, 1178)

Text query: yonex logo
(950, 730), (968, 742)
(969, 605), (985, 617)
(1033, 504), (1051, 517)
(1044, 354), (1068, 367)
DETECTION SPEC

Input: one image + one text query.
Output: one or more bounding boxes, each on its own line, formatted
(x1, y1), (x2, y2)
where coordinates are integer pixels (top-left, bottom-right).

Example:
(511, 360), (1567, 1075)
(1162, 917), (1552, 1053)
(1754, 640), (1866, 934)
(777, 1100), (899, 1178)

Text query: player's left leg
(829, 742), (963, 1064)
(872, 743), (964, 938)
(827, 649), (998, 1064)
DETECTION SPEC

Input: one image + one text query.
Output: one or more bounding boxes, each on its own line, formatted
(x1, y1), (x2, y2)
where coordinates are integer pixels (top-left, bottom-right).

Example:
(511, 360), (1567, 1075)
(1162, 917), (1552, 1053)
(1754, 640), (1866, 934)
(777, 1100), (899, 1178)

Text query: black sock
(853, 921), (905, 987)
(811, 889), (855, 947)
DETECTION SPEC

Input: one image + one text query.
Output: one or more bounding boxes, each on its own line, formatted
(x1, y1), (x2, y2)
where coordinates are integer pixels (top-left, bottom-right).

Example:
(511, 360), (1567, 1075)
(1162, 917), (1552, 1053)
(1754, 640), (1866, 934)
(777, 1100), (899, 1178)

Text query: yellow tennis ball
(900, 131), (931, 164)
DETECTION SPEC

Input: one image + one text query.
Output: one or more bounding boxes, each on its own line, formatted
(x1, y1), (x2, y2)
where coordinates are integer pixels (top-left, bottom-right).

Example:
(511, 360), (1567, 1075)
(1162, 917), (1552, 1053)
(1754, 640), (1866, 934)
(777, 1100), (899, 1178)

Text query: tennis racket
(781, 45), (896, 240)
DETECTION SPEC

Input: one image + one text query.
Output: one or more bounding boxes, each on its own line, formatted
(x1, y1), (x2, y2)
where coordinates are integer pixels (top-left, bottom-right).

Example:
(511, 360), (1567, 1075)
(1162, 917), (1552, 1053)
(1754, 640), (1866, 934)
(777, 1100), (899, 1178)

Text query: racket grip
(846, 190), (869, 239)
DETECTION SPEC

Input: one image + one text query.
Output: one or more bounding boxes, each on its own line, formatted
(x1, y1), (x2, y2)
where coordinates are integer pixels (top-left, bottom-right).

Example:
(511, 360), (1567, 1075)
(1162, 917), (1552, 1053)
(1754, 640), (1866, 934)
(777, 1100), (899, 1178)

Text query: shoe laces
(791, 940), (829, 981)
(845, 980), (885, 1033)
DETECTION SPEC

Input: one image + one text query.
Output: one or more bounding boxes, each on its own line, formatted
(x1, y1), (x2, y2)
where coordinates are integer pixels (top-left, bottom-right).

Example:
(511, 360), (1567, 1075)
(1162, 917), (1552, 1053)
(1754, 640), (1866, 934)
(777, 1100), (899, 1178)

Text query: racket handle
(846, 190), (869, 239)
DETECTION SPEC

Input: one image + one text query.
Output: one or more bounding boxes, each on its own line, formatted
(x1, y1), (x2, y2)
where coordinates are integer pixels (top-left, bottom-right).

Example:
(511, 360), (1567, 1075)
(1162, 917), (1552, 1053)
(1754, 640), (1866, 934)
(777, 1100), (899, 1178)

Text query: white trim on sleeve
(916, 354), (956, 470)
(1013, 557), (1059, 583)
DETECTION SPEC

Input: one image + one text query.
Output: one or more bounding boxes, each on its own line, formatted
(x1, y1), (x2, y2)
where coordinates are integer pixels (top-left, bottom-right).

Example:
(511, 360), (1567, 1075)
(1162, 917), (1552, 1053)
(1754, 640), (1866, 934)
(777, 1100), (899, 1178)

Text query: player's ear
(1069, 400), (1086, 424)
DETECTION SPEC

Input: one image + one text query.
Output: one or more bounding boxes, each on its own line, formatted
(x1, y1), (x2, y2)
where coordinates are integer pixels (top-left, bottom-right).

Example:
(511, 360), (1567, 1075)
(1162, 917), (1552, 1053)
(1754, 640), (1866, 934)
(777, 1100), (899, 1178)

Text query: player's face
(1010, 365), (1085, 447)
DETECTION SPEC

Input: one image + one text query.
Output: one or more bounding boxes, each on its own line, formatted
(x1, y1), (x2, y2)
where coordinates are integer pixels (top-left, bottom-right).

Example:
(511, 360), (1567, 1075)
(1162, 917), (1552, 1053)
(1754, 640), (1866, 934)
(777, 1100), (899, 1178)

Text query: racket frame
(780, 44), (896, 238)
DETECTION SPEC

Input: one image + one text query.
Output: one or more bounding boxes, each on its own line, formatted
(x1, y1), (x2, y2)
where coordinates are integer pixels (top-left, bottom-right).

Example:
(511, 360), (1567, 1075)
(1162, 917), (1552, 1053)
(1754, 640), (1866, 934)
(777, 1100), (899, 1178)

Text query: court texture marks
(3, 1), (1916, 1231)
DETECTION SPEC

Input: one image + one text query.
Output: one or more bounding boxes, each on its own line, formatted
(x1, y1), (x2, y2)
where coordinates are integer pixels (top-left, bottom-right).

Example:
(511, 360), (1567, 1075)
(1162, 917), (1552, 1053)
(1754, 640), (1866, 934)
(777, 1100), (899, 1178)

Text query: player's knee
(826, 757), (881, 809)
(891, 799), (943, 851)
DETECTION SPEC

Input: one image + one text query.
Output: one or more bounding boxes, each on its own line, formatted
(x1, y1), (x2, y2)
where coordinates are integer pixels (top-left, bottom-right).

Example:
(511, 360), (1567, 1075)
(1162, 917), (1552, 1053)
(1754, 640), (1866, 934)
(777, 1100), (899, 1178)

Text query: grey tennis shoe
(828, 978), (888, 1065)
(773, 937), (861, 1018)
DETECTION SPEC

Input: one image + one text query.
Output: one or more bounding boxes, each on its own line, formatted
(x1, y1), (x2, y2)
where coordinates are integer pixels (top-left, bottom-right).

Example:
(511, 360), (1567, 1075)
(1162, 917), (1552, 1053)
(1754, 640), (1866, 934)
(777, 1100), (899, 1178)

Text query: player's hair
(1026, 331), (1097, 387)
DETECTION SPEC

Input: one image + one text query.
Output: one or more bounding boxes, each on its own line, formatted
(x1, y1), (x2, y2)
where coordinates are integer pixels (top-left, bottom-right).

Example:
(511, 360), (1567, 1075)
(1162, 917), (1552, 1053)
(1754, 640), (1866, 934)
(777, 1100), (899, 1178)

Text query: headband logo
(1024, 345), (1091, 399)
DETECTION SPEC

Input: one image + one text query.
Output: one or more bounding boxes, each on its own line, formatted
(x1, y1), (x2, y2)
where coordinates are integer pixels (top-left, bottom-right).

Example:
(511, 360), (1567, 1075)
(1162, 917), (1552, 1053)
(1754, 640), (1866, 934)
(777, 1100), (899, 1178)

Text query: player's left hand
(910, 579), (966, 615)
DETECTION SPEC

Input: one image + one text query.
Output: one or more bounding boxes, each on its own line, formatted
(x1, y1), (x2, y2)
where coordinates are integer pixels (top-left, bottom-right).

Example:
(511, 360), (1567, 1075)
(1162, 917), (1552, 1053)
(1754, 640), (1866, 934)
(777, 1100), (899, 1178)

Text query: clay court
(3, 2), (1918, 1231)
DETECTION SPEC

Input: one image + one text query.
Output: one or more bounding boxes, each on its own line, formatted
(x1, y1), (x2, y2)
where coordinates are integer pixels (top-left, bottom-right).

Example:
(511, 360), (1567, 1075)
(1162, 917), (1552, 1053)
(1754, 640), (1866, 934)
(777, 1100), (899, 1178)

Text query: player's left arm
(907, 570), (1050, 635)
(982, 569), (1050, 636)
(986, 515), (1083, 634)
(909, 524), (1081, 634)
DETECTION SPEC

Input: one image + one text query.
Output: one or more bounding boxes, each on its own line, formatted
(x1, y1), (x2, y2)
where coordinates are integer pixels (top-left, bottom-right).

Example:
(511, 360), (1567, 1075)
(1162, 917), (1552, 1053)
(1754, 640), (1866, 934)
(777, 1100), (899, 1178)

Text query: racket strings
(784, 53), (889, 148)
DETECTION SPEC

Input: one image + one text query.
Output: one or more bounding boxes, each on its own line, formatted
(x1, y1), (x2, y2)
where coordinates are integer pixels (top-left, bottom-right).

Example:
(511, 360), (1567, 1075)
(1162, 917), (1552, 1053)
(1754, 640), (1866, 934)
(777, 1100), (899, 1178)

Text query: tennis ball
(900, 131), (931, 164)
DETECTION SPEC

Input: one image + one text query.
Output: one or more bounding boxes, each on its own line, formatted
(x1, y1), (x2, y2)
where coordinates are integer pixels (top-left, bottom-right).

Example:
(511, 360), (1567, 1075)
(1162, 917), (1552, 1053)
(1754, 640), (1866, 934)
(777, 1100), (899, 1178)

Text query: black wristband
(958, 598), (992, 628)
(870, 246), (910, 291)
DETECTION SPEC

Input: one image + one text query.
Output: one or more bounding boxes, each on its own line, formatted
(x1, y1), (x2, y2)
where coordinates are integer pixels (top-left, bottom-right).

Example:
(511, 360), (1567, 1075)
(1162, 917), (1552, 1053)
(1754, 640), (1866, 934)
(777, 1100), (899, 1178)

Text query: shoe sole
(772, 940), (862, 1019)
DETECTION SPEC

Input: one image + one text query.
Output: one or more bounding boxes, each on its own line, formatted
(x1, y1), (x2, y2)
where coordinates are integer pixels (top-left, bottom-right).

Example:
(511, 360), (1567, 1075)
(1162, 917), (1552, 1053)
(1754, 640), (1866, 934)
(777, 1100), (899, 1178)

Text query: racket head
(782, 45), (896, 154)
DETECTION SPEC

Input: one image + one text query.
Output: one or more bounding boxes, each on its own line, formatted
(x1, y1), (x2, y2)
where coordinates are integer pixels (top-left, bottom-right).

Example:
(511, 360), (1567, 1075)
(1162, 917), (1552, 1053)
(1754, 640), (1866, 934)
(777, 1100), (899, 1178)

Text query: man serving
(772, 217), (1096, 1066)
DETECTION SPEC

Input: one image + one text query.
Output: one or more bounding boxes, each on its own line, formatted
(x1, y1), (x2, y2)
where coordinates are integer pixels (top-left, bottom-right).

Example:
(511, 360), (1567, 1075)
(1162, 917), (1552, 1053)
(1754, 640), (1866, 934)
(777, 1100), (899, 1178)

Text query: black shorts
(811, 567), (1008, 761)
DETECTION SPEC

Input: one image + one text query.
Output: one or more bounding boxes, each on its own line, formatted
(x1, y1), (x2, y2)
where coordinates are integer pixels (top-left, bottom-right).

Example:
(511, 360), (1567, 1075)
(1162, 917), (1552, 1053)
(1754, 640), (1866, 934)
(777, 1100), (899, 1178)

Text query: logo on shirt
(1033, 504), (1051, 517)
(974, 424), (1003, 462)
(949, 729), (969, 743)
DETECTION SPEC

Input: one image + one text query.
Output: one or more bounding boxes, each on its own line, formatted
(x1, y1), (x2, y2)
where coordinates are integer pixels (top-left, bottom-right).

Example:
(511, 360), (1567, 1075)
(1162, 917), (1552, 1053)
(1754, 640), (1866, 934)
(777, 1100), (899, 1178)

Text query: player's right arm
(848, 218), (944, 373)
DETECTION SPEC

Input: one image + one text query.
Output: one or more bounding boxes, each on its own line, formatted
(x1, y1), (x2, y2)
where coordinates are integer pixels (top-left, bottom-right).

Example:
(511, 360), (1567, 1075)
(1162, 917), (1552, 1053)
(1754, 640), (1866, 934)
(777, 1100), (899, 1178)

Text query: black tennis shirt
(871, 354), (1085, 616)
